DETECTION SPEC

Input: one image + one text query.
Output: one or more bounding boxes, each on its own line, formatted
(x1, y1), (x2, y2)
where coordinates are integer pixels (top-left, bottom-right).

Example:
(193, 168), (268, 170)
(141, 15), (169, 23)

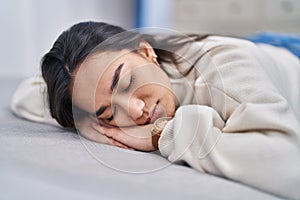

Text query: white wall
(3, 0), (299, 79)
(173, 0), (300, 36)
(0, 0), (136, 78)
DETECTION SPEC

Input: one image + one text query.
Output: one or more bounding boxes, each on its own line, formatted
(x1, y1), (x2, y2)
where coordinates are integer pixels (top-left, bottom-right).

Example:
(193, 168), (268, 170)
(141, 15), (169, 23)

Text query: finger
(107, 127), (154, 151)
(92, 123), (134, 150)
(108, 138), (135, 150)
(79, 127), (108, 144)
(92, 123), (121, 139)
(91, 122), (106, 134)
(92, 123), (156, 151)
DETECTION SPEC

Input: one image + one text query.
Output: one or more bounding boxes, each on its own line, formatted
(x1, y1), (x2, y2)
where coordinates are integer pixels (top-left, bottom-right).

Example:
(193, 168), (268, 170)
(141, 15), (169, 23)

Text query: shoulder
(196, 35), (258, 52)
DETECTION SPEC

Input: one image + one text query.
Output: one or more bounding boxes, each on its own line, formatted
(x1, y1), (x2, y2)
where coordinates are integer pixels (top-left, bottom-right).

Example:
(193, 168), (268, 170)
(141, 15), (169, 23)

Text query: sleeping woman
(11, 21), (300, 199)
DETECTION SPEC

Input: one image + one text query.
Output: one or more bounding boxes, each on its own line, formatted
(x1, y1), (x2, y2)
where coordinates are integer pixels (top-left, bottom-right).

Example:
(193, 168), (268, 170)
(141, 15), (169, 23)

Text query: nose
(128, 97), (145, 120)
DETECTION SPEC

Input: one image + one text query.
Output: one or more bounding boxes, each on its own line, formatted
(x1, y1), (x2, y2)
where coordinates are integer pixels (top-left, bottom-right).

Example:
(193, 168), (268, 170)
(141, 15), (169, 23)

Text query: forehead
(71, 50), (128, 113)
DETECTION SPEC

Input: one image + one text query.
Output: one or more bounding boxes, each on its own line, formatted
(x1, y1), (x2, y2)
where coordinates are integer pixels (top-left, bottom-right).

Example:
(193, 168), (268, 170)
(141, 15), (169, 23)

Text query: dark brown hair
(41, 21), (207, 128)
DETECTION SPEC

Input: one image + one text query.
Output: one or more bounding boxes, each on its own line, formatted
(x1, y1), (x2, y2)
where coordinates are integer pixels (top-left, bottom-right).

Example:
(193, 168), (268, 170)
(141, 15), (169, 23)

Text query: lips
(150, 101), (160, 123)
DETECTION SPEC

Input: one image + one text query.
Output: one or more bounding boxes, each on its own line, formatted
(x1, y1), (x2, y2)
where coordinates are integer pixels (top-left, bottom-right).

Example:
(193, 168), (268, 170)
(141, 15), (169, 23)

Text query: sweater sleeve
(10, 74), (59, 126)
(158, 37), (300, 199)
(158, 104), (300, 200)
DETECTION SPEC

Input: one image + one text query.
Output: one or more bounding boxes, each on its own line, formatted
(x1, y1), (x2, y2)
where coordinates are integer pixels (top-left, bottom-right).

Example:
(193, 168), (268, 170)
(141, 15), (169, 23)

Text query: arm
(77, 115), (133, 150)
(159, 105), (300, 200)
(91, 122), (158, 152)
(10, 73), (58, 125)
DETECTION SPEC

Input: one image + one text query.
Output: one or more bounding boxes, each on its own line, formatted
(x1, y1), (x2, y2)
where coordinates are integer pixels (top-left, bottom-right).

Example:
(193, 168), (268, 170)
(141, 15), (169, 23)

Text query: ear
(137, 40), (158, 64)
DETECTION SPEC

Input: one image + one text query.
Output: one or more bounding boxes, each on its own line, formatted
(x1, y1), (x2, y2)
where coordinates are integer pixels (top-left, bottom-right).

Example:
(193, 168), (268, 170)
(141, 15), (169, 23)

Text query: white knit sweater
(11, 36), (300, 199)
(159, 36), (300, 199)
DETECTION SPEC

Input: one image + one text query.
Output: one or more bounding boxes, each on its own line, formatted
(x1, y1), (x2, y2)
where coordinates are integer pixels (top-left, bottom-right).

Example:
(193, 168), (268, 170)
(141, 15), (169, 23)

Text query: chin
(166, 102), (176, 117)
(167, 110), (175, 118)
(162, 107), (175, 119)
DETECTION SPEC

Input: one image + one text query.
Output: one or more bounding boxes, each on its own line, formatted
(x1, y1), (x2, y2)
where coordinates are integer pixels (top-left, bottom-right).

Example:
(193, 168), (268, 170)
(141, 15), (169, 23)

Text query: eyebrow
(95, 63), (124, 117)
(110, 63), (124, 92)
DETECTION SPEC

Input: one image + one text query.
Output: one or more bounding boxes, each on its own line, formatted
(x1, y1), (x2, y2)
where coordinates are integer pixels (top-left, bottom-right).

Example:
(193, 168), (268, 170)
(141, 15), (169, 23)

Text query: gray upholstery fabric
(0, 77), (283, 200)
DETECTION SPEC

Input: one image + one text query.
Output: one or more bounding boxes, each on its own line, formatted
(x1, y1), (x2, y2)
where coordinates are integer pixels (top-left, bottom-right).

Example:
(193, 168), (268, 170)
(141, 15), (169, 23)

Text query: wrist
(151, 117), (172, 149)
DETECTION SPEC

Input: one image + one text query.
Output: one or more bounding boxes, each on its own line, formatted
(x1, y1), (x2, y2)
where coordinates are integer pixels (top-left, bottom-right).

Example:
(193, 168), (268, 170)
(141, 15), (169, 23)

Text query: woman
(11, 21), (300, 199)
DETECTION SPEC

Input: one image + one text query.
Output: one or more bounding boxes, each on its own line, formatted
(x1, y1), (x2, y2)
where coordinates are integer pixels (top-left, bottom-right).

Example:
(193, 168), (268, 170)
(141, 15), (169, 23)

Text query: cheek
(165, 92), (176, 111)
(157, 86), (176, 115)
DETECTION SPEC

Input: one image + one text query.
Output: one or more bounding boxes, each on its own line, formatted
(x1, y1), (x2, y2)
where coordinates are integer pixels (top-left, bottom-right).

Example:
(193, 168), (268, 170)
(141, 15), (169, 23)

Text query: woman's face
(71, 41), (176, 127)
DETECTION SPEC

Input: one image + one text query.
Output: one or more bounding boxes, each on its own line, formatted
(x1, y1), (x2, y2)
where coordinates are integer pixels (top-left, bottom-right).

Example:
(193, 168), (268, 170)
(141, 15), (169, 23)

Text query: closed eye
(106, 74), (135, 122)
(106, 105), (117, 122)
(107, 115), (114, 122)
(123, 74), (135, 93)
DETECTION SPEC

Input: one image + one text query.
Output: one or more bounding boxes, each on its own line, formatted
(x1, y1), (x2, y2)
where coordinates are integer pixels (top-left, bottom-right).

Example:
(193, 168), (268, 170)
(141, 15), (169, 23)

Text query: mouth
(149, 101), (160, 123)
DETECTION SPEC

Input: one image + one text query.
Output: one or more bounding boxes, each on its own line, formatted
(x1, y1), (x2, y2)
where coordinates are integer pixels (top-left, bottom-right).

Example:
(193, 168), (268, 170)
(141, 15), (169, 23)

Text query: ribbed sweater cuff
(158, 119), (174, 158)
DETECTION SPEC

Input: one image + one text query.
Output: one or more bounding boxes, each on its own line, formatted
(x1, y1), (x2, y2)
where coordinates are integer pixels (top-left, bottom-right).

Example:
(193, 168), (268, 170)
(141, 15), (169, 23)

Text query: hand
(92, 122), (159, 152)
(76, 115), (133, 150)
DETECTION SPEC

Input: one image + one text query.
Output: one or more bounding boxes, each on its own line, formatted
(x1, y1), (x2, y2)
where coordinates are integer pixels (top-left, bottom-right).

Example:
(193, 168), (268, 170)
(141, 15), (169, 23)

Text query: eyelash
(123, 74), (135, 93)
(107, 75), (136, 122)
(107, 105), (116, 122)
